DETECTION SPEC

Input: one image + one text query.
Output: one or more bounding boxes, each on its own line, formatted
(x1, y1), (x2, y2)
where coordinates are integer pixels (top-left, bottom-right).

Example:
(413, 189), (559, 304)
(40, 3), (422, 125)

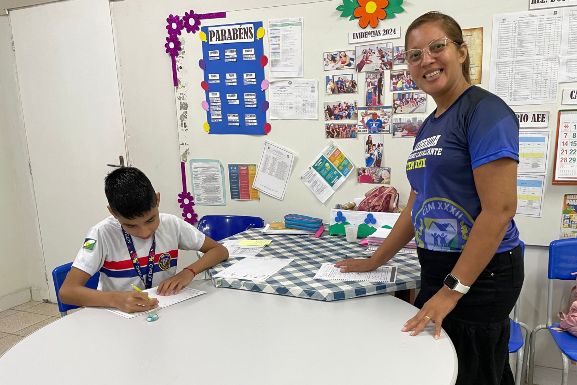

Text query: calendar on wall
(553, 110), (577, 185)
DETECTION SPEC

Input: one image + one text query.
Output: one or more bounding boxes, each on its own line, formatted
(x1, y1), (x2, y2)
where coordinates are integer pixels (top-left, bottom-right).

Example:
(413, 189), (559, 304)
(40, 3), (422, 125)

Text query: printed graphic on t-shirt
(413, 198), (473, 251)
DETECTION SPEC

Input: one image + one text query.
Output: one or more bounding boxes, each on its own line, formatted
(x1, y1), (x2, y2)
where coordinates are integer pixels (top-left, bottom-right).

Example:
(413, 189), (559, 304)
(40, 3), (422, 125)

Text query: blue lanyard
(121, 228), (156, 289)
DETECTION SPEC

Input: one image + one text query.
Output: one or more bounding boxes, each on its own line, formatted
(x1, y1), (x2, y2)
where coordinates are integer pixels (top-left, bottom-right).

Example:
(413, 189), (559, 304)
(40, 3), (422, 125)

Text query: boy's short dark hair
(105, 167), (157, 219)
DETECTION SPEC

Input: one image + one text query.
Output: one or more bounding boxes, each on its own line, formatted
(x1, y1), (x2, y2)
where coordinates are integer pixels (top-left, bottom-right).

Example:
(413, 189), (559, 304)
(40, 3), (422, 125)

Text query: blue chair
(509, 301), (529, 385)
(509, 241), (529, 385)
(52, 262), (100, 317)
(196, 215), (265, 241)
(528, 238), (577, 385)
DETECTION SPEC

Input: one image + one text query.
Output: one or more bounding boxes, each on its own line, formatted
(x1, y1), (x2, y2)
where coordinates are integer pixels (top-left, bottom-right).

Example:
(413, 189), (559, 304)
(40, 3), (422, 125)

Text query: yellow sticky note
(239, 239), (272, 247)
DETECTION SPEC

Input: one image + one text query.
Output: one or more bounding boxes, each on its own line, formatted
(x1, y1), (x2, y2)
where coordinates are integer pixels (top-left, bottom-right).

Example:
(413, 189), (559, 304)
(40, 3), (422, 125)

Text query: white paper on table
(269, 79), (318, 120)
(314, 263), (397, 283)
(213, 257), (293, 281)
(107, 287), (206, 319)
(222, 240), (266, 257)
(268, 18), (304, 78)
(253, 140), (296, 200)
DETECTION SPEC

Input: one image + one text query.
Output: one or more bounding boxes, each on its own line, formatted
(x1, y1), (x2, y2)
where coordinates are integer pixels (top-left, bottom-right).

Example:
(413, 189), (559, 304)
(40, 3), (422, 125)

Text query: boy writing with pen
(60, 167), (228, 313)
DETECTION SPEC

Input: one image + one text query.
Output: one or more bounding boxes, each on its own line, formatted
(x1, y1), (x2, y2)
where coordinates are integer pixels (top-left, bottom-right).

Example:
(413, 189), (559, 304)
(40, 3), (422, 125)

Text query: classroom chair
(528, 238), (577, 385)
(196, 215), (265, 241)
(509, 301), (530, 385)
(52, 262), (100, 317)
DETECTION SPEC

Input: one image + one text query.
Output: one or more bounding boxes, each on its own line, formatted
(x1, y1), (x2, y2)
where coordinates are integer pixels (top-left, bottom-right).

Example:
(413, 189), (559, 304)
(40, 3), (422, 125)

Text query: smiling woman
(336, 11), (522, 385)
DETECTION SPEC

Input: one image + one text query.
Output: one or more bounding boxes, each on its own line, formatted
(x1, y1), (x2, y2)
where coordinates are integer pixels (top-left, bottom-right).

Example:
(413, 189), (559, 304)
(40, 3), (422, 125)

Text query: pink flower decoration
(166, 14), (184, 36)
(183, 11), (201, 34)
(178, 191), (198, 225)
(165, 35), (181, 56)
(178, 191), (194, 208)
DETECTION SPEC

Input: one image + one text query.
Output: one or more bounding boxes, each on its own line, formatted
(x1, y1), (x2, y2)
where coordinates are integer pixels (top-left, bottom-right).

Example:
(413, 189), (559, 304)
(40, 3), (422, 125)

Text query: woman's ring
(424, 315), (431, 320)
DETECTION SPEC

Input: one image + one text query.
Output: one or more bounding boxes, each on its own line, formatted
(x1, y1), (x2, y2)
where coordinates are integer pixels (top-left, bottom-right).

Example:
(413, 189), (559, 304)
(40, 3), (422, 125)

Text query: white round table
(0, 281), (457, 385)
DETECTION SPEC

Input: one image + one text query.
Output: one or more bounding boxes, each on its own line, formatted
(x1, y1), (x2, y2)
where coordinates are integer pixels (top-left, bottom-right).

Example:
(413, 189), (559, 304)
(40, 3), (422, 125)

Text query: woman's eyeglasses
(404, 37), (460, 64)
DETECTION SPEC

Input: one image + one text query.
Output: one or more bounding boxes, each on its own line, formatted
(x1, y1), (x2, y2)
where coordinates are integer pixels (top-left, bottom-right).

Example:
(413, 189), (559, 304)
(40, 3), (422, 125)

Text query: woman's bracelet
(184, 266), (197, 277)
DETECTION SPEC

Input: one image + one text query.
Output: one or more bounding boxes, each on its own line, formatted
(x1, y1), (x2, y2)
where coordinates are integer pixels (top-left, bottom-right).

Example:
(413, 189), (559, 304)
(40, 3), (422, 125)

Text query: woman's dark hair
(404, 11), (470, 83)
(105, 167), (157, 219)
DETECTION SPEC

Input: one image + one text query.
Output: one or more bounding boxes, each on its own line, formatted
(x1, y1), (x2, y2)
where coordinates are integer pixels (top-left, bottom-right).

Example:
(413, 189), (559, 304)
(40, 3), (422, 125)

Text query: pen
(131, 284), (143, 292)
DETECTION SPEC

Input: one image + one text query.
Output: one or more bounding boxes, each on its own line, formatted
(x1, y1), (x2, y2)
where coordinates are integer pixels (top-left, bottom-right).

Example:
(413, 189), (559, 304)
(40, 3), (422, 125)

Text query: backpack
(357, 186), (399, 212)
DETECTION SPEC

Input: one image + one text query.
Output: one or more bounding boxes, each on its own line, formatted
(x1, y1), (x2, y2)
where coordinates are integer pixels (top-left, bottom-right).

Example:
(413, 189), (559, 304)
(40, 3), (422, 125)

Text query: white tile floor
(0, 301), (575, 384)
(0, 301), (59, 356)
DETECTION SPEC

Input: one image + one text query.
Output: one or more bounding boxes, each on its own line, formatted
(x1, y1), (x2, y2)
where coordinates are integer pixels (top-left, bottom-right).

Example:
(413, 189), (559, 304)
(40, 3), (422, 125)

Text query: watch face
(444, 274), (458, 289)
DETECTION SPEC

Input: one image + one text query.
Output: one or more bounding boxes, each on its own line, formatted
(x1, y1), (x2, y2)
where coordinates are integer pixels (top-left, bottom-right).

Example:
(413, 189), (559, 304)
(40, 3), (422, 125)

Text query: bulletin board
(171, 0), (577, 247)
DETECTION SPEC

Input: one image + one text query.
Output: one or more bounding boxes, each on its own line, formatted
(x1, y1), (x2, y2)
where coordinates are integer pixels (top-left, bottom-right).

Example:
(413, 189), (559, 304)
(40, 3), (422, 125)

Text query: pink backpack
(357, 186), (399, 212)
(558, 274), (577, 336)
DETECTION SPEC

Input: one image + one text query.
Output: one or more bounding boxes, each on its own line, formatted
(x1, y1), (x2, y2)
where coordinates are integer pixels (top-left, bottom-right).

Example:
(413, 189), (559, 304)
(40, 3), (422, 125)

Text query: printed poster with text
(229, 164), (259, 200)
(561, 194), (577, 239)
(201, 21), (268, 134)
(301, 143), (354, 203)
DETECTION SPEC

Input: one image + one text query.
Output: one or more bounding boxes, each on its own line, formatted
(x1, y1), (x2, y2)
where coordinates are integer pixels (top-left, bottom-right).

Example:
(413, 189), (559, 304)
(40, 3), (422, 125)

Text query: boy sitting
(60, 167), (228, 313)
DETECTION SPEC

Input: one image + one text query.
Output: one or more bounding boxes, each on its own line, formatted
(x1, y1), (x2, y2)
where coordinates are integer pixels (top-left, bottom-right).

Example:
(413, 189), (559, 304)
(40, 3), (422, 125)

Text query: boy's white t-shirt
(72, 213), (205, 291)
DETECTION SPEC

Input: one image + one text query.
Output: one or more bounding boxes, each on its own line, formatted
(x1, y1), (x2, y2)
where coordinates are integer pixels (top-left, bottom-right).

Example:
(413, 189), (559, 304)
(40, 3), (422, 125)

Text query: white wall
(0, 16), (46, 306)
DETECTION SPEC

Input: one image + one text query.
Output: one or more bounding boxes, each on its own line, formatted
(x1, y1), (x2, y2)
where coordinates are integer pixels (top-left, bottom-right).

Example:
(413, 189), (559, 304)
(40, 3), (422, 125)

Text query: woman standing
(336, 11), (522, 385)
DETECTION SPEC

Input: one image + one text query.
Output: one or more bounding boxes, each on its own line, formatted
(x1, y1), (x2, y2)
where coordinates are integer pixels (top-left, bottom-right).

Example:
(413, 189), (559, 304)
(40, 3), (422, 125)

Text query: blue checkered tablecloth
(208, 229), (421, 301)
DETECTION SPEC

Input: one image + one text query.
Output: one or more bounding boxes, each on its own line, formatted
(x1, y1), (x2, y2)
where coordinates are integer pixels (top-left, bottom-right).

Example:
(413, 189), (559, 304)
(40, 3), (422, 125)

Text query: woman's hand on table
(402, 286), (462, 339)
(335, 258), (377, 272)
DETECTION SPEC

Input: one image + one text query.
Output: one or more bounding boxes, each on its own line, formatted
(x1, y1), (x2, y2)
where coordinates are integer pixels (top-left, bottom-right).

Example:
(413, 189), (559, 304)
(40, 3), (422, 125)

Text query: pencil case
(284, 214), (323, 231)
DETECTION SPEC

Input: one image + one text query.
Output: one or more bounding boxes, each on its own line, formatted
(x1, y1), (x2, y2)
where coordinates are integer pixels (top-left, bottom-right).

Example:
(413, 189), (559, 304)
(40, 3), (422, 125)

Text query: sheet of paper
(213, 257), (293, 281)
(314, 263), (397, 283)
(107, 287), (206, 319)
(560, 8), (577, 82)
(268, 18), (304, 78)
(516, 175), (545, 217)
(269, 79), (318, 120)
(301, 143), (354, 203)
(238, 239), (272, 247)
(489, 9), (561, 105)
(190, 159), (225, 205)
(519, 131), (549, 175)
(560, 194), (577, 239)
(228, 164), (259, 201)
(222, 240), (266, 258)
(462, 27), (483, 85)
(253, 140), (295, 200)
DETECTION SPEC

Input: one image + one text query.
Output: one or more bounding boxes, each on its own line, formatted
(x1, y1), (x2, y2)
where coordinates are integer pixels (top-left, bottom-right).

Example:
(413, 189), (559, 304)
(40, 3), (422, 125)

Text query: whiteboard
(111, 0), (577, 247)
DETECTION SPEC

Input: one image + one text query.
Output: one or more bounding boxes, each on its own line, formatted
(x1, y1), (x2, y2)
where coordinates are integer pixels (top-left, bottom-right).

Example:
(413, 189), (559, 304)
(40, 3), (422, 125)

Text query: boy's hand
(115, 292), (158, 313)
(157, 269), (195, 296)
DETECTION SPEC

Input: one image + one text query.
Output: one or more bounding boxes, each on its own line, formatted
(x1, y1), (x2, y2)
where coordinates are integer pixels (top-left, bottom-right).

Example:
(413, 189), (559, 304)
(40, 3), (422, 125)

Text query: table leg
(394, 289), (415, 304)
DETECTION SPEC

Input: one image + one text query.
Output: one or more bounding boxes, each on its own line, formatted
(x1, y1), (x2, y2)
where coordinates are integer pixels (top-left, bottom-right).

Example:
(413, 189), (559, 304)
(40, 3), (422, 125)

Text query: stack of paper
(314, 263), (397, 283)
(213, 257), (293, 281)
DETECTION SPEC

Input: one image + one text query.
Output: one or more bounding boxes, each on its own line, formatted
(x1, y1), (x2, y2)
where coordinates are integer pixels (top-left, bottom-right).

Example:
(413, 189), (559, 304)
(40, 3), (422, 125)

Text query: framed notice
(553, 110), (577, 185)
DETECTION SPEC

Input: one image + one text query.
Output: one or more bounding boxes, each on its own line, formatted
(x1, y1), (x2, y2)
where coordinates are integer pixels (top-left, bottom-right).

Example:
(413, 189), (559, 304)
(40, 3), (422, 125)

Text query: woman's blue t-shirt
(406, 86), (520, 253)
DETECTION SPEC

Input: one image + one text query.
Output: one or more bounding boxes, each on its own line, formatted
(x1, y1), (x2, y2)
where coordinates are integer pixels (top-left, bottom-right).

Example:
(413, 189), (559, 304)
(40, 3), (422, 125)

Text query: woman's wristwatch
(443, 273), (470, 294)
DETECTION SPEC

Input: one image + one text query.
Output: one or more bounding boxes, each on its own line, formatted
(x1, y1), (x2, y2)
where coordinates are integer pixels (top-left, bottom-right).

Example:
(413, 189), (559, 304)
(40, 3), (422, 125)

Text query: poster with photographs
(392, 116), (424, 138)
(324, 101), (358, 121)
(390, 69), (418, 92)
(393, 46), (406, 65)
(326, 73), (358, 94)
(393, 92), (427, 114)
(363, 134), (384, 168)
(358, 167), (391, 184)
(323, 50), (355, 71)
(325, 123), (358, 139)
(357, 106), (392, 134)
(355, 43), (393, 72)
(364, 71), (385, 106)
